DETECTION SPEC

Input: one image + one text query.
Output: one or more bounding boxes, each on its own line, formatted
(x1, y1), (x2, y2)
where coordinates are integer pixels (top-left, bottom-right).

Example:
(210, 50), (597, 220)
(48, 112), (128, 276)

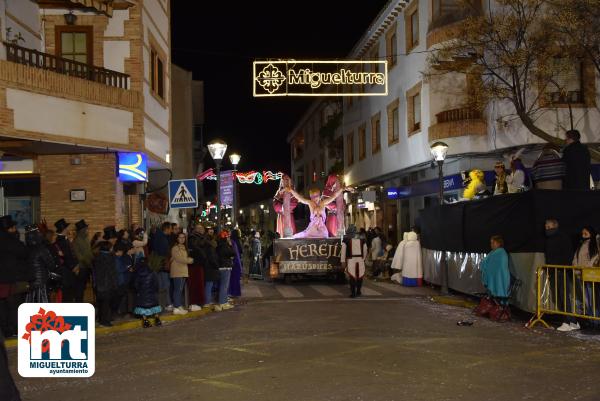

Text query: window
(386, 23), (398, 68)
(411, 11), (419, 47)
(56, 26), (92, 64)
(370, 46), (379, 74)
(432, 0), (462, 19)
(406, 82), (422, 135)
(547, 58), (583, 104)
(358, 124), (367, 160)
(371, 113), (381, 154)
(405, 2), (419, 52)
(387, 99), (400, 145)
(149, 34), (167, 101)
(346, 132), (354, 166)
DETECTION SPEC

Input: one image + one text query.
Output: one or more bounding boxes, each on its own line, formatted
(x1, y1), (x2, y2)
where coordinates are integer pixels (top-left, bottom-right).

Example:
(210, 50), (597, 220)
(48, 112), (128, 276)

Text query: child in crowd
(170, 232), (193, 315)
(133, 258), (162, 328)
(132, 227), (148, 262)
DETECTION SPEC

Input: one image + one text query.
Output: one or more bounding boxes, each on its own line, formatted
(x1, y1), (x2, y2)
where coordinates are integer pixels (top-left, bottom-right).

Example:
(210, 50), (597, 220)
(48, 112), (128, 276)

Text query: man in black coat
(544, 218), (578, 331)
(562, 129), (591, 190)
(54, 218), (79, 303)
(0, 215), (27, 338)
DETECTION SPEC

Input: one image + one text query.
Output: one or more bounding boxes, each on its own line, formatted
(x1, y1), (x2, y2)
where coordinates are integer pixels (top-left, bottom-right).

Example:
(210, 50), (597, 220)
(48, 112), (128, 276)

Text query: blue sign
(118, 152), (148, 182)
(168, 179), (198, 209)
(386, 171), (497, 200)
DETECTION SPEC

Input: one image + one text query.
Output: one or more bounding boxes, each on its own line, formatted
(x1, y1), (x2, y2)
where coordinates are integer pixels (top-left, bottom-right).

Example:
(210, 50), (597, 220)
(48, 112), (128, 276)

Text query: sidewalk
(4, 306), (219, 350)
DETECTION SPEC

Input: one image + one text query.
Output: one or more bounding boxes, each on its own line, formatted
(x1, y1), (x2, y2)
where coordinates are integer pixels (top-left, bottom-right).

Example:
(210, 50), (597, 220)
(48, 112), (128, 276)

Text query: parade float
(269, 174), (349, 282)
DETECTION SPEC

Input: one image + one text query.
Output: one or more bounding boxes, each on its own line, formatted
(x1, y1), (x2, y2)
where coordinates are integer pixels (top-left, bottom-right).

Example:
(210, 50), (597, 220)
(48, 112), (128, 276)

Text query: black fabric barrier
(419, 190), (600, 253)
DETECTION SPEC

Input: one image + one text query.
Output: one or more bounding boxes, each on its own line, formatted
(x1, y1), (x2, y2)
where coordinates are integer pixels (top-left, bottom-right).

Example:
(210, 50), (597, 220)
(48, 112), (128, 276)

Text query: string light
(197, 169), (283, 185)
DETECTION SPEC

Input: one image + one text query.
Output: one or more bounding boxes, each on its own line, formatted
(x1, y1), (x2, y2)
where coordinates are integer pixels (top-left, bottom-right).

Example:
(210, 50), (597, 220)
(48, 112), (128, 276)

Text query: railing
(528, 265), (600, 329)
(436, 107), (481, 124)
(4, 42), (129, 89)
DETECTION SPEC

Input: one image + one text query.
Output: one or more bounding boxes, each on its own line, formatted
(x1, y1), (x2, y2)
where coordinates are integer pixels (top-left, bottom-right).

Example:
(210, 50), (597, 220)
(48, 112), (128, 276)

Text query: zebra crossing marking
(358, 286), (383, 296)
(242, 283), (263, 298)
(309, 285), (344, 297)
(274, 285), (304, 298)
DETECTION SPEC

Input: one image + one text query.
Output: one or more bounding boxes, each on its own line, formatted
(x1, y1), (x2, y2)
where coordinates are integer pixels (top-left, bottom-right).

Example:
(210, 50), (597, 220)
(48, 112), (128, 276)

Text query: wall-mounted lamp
(64, 10), (77, 25)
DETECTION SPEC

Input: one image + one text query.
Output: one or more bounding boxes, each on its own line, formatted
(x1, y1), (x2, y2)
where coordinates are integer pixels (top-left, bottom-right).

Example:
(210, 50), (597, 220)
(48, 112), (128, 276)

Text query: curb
(430, 295), (478, 309)
(4, 307), (218, 350)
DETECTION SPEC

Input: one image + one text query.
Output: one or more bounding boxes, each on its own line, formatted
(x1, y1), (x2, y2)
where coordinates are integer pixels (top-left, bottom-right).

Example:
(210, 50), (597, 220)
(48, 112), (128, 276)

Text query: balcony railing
(4, 42), (129, 89)
(436, 107), (481, 124)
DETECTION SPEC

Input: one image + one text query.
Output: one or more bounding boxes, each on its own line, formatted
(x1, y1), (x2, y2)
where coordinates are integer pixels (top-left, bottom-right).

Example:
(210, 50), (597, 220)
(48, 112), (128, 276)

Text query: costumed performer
(273, 174), (298, 238)
(323, 174), (345, 237)
(462, 170), (489, 200)
(394, 231), (423, 287)
(340, 225), (368, 298)
(285, 184), (352, 239)
(493, 161), (508, 195)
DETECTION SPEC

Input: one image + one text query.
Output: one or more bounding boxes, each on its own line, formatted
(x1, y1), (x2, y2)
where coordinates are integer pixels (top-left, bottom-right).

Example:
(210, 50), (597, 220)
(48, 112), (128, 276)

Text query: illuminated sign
(118, 152), (148, 182)
(253, 60), (388, 97)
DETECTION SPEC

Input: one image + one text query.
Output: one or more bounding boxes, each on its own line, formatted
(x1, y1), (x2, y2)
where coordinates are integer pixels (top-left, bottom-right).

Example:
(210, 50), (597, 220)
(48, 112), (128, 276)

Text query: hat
(0, 215), (16, 231)
(103, 226), (118, 240)
(75, 219), (89, 232)
(54, 218), (70, 232)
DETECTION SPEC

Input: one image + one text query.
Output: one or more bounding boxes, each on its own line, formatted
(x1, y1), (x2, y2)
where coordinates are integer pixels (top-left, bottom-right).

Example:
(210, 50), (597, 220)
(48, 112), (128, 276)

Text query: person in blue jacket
(481, 235), (511, 300)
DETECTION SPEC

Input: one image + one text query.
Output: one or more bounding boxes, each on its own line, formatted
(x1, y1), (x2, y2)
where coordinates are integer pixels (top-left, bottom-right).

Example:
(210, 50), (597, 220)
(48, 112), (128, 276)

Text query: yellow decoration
(463, 170), (486, 199)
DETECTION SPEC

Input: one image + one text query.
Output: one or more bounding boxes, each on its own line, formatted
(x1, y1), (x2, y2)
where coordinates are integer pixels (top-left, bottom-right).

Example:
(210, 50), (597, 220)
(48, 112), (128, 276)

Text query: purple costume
(293, 208), (329, 239)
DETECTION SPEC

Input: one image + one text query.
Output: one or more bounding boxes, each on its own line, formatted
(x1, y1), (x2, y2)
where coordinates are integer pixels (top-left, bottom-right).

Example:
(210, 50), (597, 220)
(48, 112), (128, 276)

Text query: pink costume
(323, 174), (345, 237)
(293, 208), (329, 239)
(274, 196), (297, 238)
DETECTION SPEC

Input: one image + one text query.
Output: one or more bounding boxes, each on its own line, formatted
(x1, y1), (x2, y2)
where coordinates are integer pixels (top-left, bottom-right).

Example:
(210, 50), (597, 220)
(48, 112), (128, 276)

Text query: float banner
(253, 60), (388, 97)
(274, 238), (343, 273)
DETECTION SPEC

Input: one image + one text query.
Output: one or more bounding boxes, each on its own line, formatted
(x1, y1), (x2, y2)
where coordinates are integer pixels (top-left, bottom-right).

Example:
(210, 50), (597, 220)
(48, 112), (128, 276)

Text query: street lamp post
(430, 141), (449, 295)
(208, 139), (227, 233)
(229, 153), (241, 229)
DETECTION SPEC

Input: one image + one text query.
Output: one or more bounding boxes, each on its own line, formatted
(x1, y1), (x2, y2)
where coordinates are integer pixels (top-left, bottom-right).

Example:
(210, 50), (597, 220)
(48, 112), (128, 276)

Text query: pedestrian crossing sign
(168, 179), (198, 209)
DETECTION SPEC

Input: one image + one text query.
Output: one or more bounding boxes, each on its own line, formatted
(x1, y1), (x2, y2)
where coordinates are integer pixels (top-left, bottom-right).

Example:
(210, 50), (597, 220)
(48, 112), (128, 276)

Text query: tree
(427, 0), (600, 159)
(550, 0), (600, 76)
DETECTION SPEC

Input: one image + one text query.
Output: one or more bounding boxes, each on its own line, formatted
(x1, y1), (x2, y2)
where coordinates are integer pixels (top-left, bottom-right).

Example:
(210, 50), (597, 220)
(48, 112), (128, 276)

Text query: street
(8, 280), (600, 401)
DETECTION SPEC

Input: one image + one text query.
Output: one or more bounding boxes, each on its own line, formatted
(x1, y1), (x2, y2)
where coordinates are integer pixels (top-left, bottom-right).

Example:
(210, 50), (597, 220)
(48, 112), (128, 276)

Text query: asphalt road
(8, 281), (600, 401)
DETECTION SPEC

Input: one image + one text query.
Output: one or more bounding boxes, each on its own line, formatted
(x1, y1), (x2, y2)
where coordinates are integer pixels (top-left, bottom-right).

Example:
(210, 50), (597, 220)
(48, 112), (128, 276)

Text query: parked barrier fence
(528, 265), (600, 329)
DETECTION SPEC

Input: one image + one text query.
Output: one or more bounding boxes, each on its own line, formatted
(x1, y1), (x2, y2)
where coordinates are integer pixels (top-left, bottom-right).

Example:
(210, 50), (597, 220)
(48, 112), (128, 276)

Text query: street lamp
(229, 153), (241, 228)
(430, 141), (449, 295)
(208, 139), (227, 233)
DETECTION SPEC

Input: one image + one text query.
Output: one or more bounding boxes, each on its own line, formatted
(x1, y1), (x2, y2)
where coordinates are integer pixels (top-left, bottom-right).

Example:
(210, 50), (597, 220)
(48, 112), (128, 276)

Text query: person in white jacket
(393, 231), (423, 287)
(391, 232), (408, 284)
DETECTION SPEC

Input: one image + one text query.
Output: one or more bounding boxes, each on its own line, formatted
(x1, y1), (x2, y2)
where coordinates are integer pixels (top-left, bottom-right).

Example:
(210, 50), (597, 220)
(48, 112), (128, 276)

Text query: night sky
(170, 1), (389, 204)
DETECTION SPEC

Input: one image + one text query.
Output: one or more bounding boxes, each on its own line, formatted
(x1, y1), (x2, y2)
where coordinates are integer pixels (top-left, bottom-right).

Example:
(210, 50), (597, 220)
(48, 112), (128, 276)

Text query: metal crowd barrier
(528, 265), (600, 329)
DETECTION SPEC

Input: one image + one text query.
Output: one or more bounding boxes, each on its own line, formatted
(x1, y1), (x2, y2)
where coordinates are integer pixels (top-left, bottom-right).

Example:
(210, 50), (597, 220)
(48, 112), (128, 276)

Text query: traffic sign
(168, 179), (198, 209)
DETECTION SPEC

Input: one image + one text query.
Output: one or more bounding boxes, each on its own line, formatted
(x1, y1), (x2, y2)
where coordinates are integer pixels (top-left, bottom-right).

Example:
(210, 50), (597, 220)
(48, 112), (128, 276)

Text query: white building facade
(337, 0), (600, 243)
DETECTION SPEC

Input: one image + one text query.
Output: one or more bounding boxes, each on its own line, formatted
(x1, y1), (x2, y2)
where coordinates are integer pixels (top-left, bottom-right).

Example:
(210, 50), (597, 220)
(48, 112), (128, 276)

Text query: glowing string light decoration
(197, 169), (283, 185)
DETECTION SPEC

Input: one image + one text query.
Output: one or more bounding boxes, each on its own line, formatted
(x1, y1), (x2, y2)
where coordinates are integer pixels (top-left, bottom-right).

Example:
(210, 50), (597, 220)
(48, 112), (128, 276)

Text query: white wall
(6, 88), (132, 144)
(3, 0), (41, 51)
(104, 9), (128, 37)
(144, 118), (169, 161)
(103, 41), (130, 73)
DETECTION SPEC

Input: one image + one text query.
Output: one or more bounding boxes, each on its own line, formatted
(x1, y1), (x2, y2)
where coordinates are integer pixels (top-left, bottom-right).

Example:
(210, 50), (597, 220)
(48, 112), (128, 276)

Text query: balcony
(5, 42), (129, 89)
(428, 107), (487, 141)
(0, 43), (140, 111)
